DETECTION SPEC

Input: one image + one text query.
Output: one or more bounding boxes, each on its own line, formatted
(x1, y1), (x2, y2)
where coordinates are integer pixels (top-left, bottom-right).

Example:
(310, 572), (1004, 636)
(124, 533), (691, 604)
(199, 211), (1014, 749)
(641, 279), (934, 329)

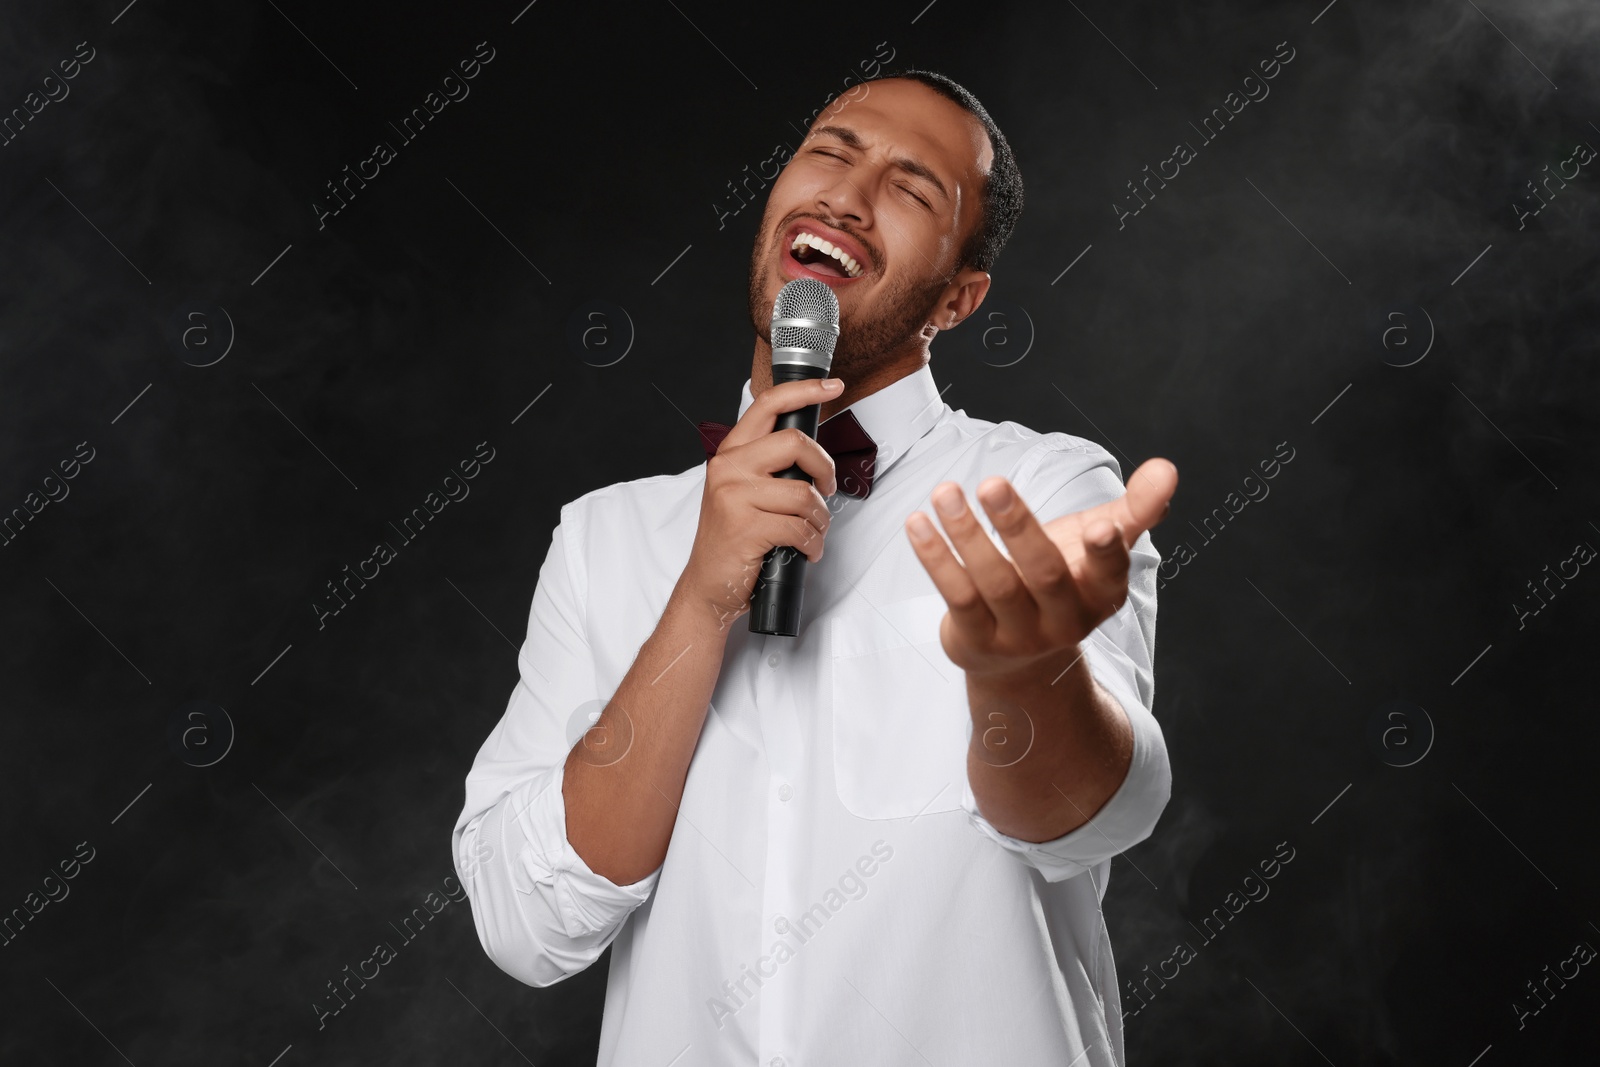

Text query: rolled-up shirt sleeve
(452, 498), (659, 987)
(960, 441), (1172, 884)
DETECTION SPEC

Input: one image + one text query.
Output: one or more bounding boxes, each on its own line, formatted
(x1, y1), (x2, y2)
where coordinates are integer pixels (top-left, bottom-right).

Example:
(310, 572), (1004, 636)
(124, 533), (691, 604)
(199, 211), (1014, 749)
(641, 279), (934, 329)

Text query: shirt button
(767, 653), (781, 667)
(777, 783), (793, 802)
(770, 1058), (786, 1067)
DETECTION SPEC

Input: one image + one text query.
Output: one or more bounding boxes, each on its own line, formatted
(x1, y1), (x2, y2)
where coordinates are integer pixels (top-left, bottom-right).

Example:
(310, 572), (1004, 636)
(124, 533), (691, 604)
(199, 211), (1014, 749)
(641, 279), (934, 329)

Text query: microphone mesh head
(771, 277), (840, 367)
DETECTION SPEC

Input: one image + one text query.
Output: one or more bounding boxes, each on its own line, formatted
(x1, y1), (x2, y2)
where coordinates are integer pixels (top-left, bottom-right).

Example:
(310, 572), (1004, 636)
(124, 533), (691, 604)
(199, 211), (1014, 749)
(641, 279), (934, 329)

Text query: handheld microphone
(748, 277), (840, 637)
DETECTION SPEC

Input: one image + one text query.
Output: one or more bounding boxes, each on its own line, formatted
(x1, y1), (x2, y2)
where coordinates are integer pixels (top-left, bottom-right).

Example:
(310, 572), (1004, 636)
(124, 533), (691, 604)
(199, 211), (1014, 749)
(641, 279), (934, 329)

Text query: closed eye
(812, 146), (931, 208)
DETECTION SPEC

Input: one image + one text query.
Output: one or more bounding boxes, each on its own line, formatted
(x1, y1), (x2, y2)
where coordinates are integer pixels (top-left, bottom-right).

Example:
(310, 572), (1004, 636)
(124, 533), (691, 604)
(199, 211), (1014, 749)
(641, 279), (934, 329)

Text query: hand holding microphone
(677, 279), (842, 637)
(678, 375), (841, 635)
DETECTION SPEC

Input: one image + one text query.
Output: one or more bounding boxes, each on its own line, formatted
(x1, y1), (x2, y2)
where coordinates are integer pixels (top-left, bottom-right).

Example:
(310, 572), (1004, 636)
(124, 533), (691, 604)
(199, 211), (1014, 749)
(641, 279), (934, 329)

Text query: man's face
(747, 78), (993, 378)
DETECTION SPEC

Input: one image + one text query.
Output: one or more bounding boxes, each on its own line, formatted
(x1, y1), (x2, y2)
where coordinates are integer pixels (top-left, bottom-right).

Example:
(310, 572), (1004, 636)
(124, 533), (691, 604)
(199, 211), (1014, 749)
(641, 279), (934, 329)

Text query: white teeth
(790, 230), (864, 278)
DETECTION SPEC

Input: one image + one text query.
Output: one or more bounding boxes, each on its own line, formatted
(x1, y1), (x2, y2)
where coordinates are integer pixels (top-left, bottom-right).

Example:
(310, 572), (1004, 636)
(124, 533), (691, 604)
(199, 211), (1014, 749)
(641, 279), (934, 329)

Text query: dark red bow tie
(697, 409), (879, 499)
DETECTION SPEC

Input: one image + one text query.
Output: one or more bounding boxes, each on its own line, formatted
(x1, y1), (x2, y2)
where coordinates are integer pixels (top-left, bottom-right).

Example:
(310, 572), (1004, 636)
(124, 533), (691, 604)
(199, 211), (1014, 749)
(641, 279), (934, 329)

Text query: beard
(747, 223), (952, 382)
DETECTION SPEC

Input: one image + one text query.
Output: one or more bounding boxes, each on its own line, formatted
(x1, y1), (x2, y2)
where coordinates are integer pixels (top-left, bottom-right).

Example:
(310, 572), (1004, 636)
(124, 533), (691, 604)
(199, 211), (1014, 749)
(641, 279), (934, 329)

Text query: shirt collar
(735, 362), (947, 485)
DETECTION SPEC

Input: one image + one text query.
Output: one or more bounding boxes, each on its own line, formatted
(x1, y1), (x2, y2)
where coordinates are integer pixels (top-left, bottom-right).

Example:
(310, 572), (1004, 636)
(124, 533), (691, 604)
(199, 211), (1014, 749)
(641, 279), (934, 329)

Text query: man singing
(453, 69), (1179, 1066)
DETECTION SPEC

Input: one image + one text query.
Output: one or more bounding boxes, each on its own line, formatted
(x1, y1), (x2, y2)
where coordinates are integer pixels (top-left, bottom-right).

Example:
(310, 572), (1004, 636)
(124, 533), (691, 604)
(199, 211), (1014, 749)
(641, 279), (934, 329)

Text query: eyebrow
(810, 124), (951, 204)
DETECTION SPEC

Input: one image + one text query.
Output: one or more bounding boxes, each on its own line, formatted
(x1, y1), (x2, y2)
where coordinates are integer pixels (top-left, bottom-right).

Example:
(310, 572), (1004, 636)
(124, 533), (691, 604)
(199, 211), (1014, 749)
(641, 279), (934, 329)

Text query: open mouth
(782, 226), (868, 282)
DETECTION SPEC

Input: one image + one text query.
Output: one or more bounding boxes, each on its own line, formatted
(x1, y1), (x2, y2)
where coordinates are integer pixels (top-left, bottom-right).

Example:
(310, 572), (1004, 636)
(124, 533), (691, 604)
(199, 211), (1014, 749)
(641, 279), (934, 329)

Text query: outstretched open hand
(905, 458), (1178, 680)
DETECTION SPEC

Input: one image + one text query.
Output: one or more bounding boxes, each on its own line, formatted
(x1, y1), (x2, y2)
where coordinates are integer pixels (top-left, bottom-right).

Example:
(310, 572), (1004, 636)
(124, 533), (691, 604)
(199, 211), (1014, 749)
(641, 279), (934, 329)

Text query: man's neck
(749, 337), (930, 423)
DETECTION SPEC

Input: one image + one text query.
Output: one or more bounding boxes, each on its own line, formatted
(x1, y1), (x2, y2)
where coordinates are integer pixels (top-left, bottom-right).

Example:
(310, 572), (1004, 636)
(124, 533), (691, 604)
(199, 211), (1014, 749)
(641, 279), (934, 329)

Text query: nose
(815, 172), (873, 231)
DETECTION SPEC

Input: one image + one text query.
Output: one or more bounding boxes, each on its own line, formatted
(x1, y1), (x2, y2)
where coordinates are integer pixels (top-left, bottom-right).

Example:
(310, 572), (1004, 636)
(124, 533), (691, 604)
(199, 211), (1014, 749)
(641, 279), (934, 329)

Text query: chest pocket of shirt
(829, 592), (972, 820)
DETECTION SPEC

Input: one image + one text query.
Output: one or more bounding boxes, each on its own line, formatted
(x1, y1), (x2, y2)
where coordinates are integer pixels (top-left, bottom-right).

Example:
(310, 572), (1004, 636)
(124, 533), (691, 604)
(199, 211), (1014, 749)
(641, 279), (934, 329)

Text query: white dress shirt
(453, 362), (1170, 1066)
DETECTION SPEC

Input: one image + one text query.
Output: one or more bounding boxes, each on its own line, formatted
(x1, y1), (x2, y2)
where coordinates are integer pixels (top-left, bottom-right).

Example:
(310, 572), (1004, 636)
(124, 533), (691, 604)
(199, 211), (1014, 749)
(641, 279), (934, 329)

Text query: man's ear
(932, 267), (992, 332)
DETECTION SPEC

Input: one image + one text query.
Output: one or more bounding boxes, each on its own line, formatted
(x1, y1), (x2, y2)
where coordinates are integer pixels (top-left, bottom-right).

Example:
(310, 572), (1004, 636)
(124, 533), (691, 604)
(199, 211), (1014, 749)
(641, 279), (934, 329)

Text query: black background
(2, 0), (1597, 1064)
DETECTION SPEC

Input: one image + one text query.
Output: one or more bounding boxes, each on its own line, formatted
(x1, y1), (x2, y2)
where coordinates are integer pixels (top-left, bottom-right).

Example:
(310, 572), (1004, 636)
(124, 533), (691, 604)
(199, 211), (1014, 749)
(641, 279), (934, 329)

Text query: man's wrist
(965, 642), (1088, 698)
(665, 576), (742, 644)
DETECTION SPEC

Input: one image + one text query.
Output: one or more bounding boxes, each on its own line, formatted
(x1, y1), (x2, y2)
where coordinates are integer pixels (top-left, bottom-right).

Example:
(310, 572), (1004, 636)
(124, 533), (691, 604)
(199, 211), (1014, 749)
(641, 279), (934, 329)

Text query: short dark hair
(858, 68), (1024, 274)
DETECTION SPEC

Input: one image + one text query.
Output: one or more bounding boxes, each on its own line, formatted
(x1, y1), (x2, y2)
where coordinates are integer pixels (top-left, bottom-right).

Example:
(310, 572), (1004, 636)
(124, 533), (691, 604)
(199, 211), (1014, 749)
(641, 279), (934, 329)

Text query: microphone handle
(748, 362), (826, 637)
